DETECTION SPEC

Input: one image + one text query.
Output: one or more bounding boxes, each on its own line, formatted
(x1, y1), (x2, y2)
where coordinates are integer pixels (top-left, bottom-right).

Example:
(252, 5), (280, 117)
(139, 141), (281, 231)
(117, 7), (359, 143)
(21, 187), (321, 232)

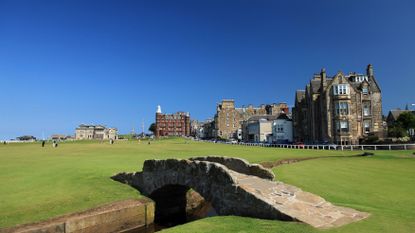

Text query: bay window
(363, 102), (371, 116)
(335, 102), (349, 115)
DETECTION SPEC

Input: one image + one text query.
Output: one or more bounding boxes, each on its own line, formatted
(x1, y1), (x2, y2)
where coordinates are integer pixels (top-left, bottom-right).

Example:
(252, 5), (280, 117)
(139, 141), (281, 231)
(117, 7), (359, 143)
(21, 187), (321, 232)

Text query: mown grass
(0, 138), (414, 233)
(164, 148), (415, 233)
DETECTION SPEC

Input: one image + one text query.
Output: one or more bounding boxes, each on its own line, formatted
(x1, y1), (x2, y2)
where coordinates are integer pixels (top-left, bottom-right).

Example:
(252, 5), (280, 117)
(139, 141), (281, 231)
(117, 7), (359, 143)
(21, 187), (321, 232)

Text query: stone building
(293, 64), (383, 145)
(75, 125), (118, 140)
(214, 99), (289, 140)
(155, 105), (190, 137)
(190, 120), (203, 137)
(194, 119), (214, 139)
(214, 100), (240, 139)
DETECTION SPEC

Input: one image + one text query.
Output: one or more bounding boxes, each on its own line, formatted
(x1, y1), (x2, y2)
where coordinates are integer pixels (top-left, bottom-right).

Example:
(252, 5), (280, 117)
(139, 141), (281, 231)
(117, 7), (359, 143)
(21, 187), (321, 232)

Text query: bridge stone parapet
(189, 156), (275, 180)
(112, 157), (369, 229)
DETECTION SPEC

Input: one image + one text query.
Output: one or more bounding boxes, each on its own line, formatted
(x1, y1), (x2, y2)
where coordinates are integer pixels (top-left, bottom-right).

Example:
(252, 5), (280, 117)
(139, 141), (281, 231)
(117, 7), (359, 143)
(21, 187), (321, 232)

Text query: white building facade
(269, 114), (293, 144)
(243, 116), (278, 143)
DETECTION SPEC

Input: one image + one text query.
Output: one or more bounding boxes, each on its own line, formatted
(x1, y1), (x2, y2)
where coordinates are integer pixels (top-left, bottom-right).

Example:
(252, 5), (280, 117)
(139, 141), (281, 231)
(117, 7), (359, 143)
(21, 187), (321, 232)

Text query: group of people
(40, 140), (58, 147)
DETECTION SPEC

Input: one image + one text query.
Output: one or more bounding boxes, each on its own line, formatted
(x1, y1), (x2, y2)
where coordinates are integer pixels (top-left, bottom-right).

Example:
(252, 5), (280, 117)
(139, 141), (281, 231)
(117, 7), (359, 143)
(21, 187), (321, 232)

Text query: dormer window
(357, 75), (368, 82)
(333, 84), (349, 95)
(362, 87), (368, 95)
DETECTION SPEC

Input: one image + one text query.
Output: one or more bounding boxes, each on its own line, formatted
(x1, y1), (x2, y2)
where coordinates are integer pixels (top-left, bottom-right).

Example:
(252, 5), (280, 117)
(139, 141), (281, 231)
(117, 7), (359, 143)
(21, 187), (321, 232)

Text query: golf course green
(0, 138), (414, 232)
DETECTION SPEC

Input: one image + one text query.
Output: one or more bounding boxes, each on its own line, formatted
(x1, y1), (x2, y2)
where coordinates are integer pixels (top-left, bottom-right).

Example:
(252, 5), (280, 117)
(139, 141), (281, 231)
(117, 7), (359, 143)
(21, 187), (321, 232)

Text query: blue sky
(1, 0), (414, 139)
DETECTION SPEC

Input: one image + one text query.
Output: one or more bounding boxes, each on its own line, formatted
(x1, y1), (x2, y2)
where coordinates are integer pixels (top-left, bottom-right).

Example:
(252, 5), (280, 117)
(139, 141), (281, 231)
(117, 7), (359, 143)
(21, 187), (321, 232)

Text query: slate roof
(310, 79), (321, 93)
(246, 115), (280, 122)
(387, 110), (415, 121)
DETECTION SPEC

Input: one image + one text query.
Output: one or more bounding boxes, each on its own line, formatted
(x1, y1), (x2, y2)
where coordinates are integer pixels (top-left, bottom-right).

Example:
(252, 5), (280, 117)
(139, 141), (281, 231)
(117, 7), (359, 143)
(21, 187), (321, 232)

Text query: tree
(397, 112), (415, 131)
(148, 123), (156, 134)
(388, 123), (407, 138)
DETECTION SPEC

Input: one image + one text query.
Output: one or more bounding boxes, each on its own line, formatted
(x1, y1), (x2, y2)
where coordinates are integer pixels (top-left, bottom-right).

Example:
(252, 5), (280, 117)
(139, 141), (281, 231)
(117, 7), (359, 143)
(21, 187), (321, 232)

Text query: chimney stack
(320, 68), (327, 90)
(367, 64), (374, 78)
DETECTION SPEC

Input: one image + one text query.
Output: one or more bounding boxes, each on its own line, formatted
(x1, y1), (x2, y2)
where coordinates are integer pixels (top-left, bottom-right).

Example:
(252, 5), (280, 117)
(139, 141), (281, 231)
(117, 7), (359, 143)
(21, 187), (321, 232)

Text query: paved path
(230, 170), (369, 229)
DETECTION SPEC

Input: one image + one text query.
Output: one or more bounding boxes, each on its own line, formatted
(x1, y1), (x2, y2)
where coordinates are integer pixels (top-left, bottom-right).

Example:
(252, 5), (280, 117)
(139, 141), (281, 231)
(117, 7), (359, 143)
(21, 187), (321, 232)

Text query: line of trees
(388, 112), (415, 138)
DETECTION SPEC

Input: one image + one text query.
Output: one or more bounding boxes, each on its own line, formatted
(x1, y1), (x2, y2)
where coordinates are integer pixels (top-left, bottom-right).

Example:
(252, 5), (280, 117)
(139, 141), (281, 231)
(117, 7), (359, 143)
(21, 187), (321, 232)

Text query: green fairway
(0, 138), (414, 233)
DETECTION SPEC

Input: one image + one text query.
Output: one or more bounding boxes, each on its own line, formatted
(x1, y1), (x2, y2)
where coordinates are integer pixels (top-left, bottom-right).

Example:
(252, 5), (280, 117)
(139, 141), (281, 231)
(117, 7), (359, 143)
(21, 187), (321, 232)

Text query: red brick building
(155, 106), (190, 137)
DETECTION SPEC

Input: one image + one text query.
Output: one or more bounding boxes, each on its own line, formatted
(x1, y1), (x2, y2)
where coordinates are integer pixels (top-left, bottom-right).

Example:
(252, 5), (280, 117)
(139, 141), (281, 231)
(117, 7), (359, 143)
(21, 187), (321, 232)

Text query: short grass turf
(164, 149), (415, 233)
(0, 138), (414, 233)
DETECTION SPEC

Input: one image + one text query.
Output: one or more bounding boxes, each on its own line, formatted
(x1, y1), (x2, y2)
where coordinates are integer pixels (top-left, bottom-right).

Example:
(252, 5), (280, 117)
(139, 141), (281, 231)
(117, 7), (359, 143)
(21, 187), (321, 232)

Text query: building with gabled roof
(293, 64), (383, 145)
(75, 124), (118, 140)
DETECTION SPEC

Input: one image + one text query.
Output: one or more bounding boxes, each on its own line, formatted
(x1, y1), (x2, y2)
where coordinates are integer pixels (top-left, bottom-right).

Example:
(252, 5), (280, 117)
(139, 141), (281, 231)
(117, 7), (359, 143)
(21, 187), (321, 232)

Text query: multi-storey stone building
(293, 64), (383, 145)
(75, 125), (118, 140)
(155, 105), (190, 137)
(214, 99), (289, 139)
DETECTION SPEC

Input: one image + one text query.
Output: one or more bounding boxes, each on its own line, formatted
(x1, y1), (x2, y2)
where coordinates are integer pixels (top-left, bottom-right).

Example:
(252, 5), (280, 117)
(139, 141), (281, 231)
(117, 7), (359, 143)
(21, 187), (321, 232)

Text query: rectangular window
(335, 102), (349, 115)
(333, 84), (349, 95)
(363, 102), (371, 116)
(336, 121), (349, 133)
(364, 120), (371, 133)
(276, 124), (284, 132)
(362, 87), (368, 95)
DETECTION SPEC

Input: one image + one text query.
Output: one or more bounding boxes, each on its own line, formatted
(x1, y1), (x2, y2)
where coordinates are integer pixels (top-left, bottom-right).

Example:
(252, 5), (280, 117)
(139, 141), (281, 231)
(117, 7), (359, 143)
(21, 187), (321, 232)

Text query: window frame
(333, 84), (349, 95)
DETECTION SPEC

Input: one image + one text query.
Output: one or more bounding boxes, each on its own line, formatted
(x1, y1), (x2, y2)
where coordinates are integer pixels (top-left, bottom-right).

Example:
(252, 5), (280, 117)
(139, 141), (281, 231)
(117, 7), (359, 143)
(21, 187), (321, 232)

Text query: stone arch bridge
(112, 156), (368, 229)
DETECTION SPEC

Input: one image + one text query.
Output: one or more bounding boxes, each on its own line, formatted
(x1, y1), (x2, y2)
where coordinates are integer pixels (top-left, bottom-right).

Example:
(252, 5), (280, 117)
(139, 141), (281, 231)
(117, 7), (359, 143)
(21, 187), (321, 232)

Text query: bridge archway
(149, 184), (217, 226)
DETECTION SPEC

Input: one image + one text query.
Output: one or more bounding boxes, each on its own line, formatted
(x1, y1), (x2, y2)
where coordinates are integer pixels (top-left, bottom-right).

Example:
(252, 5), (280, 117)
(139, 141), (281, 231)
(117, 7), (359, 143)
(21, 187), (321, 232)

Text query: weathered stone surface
(0, 222), (65, 233)
(190, 156), (275, 180)
(0, 200), (153, 233)
(112, 158), (369, 229)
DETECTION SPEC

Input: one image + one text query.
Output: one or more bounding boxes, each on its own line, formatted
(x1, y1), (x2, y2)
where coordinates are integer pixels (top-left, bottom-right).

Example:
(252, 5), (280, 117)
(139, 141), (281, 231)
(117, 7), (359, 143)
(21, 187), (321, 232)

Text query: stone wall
(0, 199), (154, 233)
